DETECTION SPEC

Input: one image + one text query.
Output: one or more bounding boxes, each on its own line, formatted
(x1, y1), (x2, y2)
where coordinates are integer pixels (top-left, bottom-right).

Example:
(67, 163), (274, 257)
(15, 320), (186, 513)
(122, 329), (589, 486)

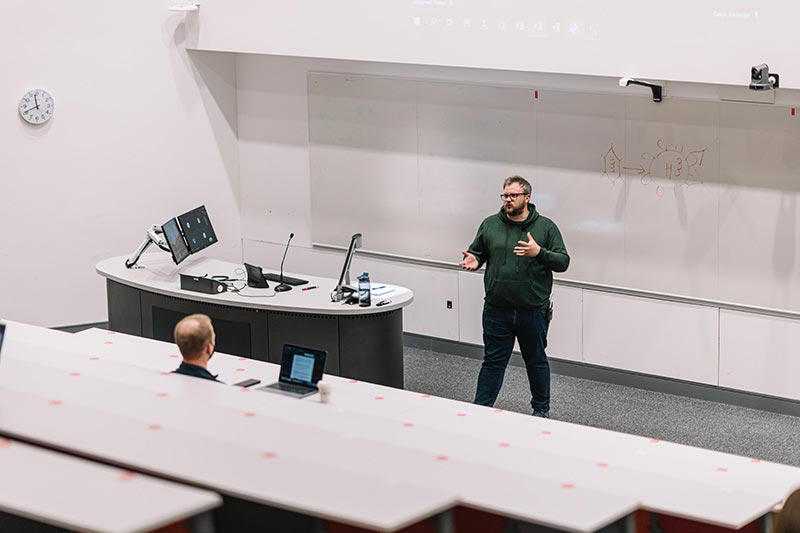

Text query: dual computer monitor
(163, 205), (218, 265)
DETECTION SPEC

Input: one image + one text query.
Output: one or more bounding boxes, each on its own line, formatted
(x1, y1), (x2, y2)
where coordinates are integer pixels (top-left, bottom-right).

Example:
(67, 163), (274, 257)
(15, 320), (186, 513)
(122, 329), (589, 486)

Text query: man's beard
(505, 203), (524, 217)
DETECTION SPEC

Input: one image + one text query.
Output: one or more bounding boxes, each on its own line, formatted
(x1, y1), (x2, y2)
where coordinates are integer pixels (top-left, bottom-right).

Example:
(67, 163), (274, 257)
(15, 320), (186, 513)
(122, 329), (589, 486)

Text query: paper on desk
(371, 288), (395, 296)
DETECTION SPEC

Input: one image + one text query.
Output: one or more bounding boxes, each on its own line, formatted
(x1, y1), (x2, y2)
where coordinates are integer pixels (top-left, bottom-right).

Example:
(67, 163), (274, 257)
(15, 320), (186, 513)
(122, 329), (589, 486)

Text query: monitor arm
(125, 225), (170, 268)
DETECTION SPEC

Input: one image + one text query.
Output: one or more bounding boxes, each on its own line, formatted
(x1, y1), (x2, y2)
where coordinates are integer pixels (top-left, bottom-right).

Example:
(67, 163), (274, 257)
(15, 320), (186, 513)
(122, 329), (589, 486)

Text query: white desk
(96, 254), (413, 387)
(0, 367), (456, 532)
(0, 323), (639, 533)
(0, 323), (457, 532)
(68, 326), (800, 530)
(0, 438), (220, 533)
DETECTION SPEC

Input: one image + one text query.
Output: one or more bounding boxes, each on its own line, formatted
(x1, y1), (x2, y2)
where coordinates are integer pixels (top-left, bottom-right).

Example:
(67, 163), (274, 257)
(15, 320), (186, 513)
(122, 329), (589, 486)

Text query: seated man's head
(174, 314), (215, 366)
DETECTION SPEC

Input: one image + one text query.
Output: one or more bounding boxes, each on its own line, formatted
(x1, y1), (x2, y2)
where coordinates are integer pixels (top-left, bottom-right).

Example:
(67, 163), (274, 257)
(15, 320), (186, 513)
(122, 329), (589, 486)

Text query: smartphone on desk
(233, 379), (261, 388)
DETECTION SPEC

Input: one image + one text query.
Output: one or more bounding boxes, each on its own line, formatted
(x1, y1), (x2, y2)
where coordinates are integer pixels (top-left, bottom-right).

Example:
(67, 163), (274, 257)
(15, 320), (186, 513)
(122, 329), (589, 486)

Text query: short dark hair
(503, 175), (531, 195)
(174, 314), (214, 360)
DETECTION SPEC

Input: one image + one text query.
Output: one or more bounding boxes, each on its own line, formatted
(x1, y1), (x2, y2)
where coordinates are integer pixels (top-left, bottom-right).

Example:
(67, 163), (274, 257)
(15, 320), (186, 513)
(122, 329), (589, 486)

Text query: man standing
(460, 176), (569, 418)
(172, 313), (220, 382)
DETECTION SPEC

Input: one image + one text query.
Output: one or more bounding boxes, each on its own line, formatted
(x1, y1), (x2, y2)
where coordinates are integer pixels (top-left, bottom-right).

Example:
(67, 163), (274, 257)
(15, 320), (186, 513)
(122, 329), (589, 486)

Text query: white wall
(236, 53), (800, 398)
(303, 73), (800, 316)
(1, 1), (242, 327)
(237, 56), (670, 250)
(190, 0), (800, 89)
(720, 311), (800, 401)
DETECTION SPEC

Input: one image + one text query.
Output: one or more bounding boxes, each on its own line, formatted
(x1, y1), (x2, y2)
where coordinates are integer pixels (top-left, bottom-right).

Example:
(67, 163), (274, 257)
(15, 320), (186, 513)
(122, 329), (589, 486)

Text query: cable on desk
(228, 283), (277, 298)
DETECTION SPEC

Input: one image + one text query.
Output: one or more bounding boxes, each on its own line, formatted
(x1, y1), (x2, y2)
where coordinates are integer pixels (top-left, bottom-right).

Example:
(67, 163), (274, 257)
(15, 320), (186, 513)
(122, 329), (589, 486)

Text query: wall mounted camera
(749, 63), (779, 91)
(619, 77), (663, 103)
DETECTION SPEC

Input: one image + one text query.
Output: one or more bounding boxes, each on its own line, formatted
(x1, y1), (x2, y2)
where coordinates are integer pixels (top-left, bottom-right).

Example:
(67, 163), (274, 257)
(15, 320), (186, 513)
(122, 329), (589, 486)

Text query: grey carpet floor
(403, 347), (800, 467)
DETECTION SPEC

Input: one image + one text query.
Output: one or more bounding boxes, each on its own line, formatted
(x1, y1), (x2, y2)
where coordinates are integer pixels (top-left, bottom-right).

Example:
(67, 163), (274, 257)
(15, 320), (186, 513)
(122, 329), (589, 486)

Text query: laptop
(259, 344), (327, 398)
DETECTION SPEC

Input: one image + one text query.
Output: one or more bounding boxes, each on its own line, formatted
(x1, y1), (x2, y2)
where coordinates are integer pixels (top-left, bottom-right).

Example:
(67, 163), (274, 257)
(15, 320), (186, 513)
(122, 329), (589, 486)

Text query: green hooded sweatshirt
(467, 204), (569, 309)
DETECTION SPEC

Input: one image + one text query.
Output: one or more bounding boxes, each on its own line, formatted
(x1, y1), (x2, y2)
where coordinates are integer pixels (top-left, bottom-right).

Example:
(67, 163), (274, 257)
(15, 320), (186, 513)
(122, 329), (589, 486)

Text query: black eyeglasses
(500, 193), (527, 200)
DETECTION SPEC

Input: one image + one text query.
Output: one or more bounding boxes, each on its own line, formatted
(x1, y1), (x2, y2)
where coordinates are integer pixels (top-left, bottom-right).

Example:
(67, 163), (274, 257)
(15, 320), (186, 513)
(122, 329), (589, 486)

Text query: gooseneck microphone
(274, 233), (295, 292)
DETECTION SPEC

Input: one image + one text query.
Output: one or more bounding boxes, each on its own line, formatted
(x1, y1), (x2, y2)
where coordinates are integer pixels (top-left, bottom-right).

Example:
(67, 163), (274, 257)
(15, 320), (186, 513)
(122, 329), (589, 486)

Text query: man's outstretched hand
(460, 250), (479, 270)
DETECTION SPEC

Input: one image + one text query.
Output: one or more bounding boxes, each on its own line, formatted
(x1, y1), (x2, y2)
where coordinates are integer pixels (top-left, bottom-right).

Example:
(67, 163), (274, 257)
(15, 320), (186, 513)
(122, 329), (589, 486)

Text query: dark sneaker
(532, 410), (550, 419)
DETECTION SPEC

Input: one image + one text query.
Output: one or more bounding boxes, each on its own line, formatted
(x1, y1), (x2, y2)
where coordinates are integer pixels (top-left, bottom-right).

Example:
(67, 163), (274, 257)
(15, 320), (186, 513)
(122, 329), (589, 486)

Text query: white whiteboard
(193, 0), (800, 89)
(309, 71), (800, 313)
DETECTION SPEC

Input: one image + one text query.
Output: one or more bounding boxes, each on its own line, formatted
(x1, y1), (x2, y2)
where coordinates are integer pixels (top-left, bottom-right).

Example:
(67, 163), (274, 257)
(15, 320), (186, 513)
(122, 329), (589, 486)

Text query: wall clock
(18, 89), (54, 125)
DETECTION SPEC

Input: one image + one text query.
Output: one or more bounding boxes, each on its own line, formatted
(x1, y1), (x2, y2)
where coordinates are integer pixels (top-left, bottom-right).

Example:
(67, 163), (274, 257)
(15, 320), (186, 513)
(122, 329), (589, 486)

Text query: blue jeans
(474, 305), (551, 413)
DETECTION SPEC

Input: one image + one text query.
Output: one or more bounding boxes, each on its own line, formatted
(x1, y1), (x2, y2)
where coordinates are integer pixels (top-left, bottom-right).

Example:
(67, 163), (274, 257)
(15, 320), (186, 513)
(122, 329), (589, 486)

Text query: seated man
(172, 314), (220, 382)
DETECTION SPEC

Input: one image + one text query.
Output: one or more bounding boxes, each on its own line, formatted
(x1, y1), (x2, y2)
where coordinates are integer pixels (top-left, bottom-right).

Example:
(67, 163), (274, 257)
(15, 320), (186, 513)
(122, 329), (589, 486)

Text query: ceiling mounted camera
(750, 63), (780, 91)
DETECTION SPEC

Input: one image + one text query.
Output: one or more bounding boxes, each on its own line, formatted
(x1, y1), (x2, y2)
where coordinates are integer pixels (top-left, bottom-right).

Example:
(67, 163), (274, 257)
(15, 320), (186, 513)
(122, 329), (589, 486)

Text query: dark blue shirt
(173, 362), (220, 382)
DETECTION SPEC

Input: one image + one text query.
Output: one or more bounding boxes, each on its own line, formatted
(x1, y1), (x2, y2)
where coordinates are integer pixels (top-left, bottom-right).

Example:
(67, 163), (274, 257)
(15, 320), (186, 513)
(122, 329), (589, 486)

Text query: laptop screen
(279, 344), (326, 388)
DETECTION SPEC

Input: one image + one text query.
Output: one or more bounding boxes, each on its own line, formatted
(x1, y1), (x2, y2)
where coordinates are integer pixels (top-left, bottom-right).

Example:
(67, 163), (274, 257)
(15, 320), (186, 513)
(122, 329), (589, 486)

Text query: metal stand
(188, 511), (216, 533)
(759, 512), (774, 533)
(331, 285), (356, 302)
(125, 225), (169, 268)
(331, 233), (363, 302)
(624, 514), (636, 533)
(647, 512), (664, 533)
(434, 510), (454, 533)
(274, 282), (292, 293)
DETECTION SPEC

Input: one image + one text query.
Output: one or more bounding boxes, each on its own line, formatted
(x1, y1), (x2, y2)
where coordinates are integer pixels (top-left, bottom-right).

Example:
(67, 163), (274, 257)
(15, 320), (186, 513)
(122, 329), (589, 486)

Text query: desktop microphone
(274, 233), (295, 292)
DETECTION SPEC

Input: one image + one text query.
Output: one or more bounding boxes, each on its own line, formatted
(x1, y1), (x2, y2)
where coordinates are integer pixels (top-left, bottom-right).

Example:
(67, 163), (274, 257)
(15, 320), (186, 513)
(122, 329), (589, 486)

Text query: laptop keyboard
(263, 273), (308, 286)
(277, 382), (314, 395)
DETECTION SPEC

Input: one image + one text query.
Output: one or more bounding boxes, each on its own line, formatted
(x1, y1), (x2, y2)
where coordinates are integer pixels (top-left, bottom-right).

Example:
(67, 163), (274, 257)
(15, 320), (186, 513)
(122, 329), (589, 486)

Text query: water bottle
(357, 272), (371, 307)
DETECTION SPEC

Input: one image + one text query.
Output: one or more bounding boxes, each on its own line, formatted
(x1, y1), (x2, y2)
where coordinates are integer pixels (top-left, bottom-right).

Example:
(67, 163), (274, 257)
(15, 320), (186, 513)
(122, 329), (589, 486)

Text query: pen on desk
(375, 299), (392, 307)
(371, 285), (386, 291)
(302, 286), (319, 291)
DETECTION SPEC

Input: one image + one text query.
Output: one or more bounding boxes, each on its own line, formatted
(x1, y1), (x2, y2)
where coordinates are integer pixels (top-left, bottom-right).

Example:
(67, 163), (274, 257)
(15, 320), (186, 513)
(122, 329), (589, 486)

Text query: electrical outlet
(446, 300), (453, 309)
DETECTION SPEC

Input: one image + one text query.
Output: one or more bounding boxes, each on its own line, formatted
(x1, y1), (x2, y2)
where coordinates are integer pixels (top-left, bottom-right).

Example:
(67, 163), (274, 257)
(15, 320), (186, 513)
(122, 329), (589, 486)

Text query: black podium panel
(267, 311), (340, 375)
(338, 309), (404, 389)
(105, 281), (404, 387)
(151, 306), (256, 360)
(139, 291), (269, 361)
(0, 511), (71, 533)
(107, 280), (142, 336)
